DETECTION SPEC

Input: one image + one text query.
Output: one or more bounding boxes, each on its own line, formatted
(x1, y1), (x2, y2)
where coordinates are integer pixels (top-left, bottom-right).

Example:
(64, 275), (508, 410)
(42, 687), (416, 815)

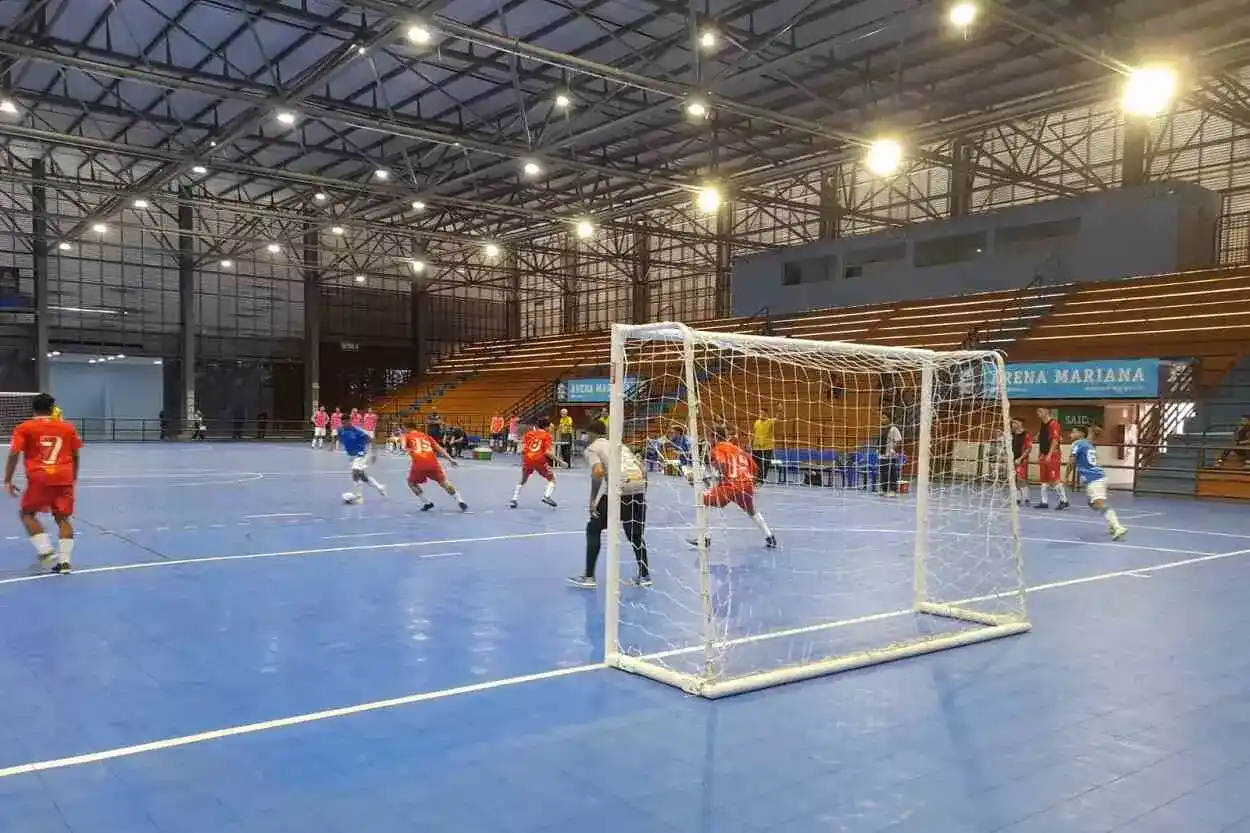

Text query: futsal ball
(342, 492), (358, 504)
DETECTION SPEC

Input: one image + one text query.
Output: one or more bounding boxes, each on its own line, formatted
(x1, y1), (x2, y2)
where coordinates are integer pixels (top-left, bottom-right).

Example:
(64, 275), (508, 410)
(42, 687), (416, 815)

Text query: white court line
(244, 513), (313, 519)
(79, 474), (264, 489)
(2, 544), (1249, 779)
(320, 531), (398, 540)
(0, 662), (603, 779)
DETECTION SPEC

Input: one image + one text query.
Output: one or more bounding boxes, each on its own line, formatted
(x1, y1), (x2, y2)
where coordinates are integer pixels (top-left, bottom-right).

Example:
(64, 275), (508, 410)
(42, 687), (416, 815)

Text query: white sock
(1103, 507), (1121, 529)
(1038, 484), (1049, 504)
(450, 489), (465, 504)
(512, 483), (523, 501)
(353, 482), (363, 498)
(1018, 484), (1030, 502)
(57, 538), (74, 565)
(30, 532), (52, 556)
(1055, 483), (1068, 502)
(543, 480), (555, 499)
(751, 512), (773, 539)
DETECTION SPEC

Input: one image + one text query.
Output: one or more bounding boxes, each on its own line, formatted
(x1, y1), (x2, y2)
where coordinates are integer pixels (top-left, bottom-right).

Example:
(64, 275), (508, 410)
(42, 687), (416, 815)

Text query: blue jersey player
(340, 415), (387, 504)
(1066, 425), (1126, 540)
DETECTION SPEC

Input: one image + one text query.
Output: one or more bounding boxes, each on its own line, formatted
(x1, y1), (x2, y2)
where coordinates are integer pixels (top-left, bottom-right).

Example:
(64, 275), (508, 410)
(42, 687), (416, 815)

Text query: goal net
(0, 392), (37, 445)
(603, 323), (1028, 698)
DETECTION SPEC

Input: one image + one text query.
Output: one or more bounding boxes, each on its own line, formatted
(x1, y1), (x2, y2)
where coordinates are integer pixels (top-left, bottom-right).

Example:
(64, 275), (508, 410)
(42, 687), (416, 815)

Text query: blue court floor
(3, 443), (1250, 833)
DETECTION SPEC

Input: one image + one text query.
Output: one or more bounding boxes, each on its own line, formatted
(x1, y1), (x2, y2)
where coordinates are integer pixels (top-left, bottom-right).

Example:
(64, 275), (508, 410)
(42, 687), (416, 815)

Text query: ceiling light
(266, 243), (281, 254)
(948, 2), (977, 28)
(555, 94), (571, 109)
(88, 359), (97, 365)
(209, 140), (218, 147)
(91, 223), (108, 234)
(330, 226), (344, 235)
(411, 200), (426, 211)
(374, 168), (389, 180)
(51, 305), (124, 315)
(686, 99), (708, 118)
(523, 161), (542, 177)
(314, 192), (328, 202)
(116, 354), (126, 359)
(0, 99), (18, 115)
(411, 259), (426, 273)
(695, 184), (722, 214)
(191, 165), (208, 175)
(220, 259), (233, 269)
(699, 30), (717, 49)
(354, 274), (366, 284)
(575, 218), (595, 239)
(407, 25), (432, 45)
(57, 242), (71, 251)
(356, 45), (368, 55)
(865, 138), (904, 176)
(276, 110), (297, 125)
(483, 243), (501, 259)
(153, 359), (163, 365)
(132, 199), (148, 209)
(1122, 65), (1178, 118)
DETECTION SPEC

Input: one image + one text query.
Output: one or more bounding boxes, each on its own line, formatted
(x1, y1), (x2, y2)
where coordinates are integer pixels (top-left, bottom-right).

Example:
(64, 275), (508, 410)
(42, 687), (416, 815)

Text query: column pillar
(1121, 119), (1148, 188)
(177, 190), (196, 437)
(31, 158), (50, 391)
(950, 139), (974, 218)
(506, 251), (522, 340)
(631, 224), (651, 323)
(302, 222), (321, 415)
(818, 169), (844, 240)
(561, 235), (578, 334)
(715, 204), (732, 318)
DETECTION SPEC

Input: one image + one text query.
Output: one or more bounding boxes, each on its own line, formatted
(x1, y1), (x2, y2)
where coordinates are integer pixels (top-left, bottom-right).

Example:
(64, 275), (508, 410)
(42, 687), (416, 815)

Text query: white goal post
(603, 322), (1028, 699)
(0, 392), (38, 444)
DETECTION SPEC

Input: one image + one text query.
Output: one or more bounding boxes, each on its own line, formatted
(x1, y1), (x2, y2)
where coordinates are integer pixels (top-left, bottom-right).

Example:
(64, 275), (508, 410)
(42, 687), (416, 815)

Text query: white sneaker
(1110, 526), (1127, 541)
(376, 483), (388, 498)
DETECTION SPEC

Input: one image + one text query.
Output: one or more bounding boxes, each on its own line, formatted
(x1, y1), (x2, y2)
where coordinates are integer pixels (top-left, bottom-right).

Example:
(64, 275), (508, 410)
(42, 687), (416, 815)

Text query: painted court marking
(1, 543), (1249, 778)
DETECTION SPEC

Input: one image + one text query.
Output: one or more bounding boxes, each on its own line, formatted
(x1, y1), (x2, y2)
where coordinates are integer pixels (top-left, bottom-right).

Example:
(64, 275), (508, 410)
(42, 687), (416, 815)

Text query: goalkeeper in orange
(687, 425), (777, 550)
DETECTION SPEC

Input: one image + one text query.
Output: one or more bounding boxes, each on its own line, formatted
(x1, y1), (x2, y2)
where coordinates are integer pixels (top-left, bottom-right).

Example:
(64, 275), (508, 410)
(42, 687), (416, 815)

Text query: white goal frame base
(602, 322), (1030, 699)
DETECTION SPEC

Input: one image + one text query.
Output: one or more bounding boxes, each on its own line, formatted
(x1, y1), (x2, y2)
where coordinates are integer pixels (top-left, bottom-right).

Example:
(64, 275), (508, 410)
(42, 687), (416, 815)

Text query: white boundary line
(0, 544), (1247, 779)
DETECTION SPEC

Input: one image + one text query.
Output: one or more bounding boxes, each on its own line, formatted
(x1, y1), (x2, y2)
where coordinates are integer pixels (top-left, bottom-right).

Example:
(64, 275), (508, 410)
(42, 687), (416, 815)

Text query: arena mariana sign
(986, 359), (1161, 399)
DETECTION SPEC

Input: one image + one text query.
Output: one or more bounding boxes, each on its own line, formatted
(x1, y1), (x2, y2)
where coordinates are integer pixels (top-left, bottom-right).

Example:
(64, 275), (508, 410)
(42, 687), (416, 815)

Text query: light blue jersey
(1070, 437), (1104, 482)
(339, 424), (371, 458)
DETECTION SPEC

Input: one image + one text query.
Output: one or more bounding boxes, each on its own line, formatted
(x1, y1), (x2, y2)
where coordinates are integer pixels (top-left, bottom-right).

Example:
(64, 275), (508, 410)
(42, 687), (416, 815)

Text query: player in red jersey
(311, 406), (329, 449)
(329, 408), (343, 450)
(1035, 407), (1069, 510)
(687, 426), (776, 549)
(403, 420), (468, 512)
(1010, 418), (1033, 506)
(4, 394), (82, 573)
(509, 422), (557, 509)
(361, 409), (378, 437)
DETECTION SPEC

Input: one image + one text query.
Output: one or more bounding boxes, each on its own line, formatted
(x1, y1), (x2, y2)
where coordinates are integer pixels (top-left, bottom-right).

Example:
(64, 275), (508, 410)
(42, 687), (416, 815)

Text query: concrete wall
(731, 182), (1222, 316)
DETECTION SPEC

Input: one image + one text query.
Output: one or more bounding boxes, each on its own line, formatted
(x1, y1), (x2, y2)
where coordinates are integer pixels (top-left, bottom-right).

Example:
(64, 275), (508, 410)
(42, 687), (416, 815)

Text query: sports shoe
(458, 501), (469, 512)
(1034, 503), (1049, 510)
(376, 484), (388, 498)
(51, 562), (72, 575)
(632, 575), (653, 588)
(508, 499), (518, 509)
(1110, 526), (1127, 541)
(765, 535), (778, 549)
(1056, 501), (1070, 511)
(34, 552), (55, 571)
(420, 502), (435, 512)
(686, 537), (712, 548)
(542, 497), (557, 508)
(567, 575), (596, 589)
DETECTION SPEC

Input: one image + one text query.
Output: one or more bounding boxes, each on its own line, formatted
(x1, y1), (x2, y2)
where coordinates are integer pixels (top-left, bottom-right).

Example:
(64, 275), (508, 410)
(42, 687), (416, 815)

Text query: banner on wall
(1055, 407), (1104, 430)
(987, 359), (1160, 400)
(557, 376), (638, 403)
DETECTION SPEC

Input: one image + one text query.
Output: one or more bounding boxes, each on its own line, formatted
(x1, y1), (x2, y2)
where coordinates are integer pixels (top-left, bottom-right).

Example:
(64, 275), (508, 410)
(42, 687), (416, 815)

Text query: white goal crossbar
(603, 322), (1029, 699)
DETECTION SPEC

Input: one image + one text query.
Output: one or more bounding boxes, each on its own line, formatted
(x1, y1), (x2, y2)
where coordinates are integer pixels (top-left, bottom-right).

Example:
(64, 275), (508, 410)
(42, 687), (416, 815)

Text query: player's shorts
(1084, 478), (1109, 503)
(1038, 453), (1061, 482)
(20, 482), (75, 517)
(522, 458), (553, 480)
(702, 482), (755, 514)
(1015, 461), (1028, 482)
(408, 462), (447, 486)
(350, 455), (369, 473)
(314, 426), (326, 437)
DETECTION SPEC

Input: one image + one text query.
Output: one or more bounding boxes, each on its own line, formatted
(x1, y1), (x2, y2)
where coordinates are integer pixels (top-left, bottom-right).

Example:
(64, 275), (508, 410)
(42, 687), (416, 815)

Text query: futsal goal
(0, 392), (37, 443)
(603, 323), (1028, 698)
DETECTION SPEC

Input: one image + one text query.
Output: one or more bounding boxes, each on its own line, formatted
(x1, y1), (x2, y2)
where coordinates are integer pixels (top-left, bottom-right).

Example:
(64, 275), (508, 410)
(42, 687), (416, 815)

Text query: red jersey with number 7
(710, 440), (755, 487)
(10, 417), (83, 487)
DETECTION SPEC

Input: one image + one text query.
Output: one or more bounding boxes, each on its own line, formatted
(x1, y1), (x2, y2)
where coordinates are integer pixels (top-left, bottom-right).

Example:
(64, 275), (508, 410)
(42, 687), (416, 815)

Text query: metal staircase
(963, 275), (1067, 353)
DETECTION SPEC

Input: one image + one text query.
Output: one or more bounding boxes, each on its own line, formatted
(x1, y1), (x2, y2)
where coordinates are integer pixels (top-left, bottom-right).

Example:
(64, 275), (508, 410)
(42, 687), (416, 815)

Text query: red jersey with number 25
(404, 430), (442, 465)
(710, 441), (755, 487)
(10, 417), (83, 487)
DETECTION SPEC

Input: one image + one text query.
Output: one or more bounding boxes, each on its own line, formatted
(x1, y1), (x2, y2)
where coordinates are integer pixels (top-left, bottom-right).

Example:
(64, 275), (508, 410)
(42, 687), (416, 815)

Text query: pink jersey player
(362, 411), (378, 435)
(311, 407), (329, 448)
(330, 409), (343, 431)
